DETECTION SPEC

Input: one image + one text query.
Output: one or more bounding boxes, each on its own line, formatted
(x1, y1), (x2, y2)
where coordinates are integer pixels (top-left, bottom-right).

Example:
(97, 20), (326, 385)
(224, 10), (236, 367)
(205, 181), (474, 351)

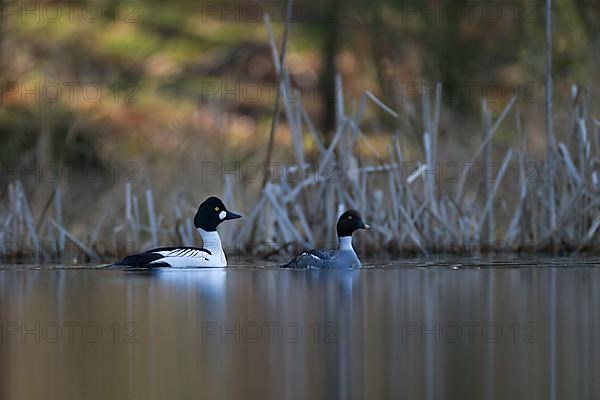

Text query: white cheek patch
(219, 211), (227, 220)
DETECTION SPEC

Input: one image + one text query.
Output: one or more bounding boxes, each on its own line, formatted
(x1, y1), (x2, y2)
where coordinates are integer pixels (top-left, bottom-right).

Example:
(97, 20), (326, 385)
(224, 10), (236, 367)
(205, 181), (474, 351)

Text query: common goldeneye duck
(116, 196), (242, 268)
(281, 210), (370, 269)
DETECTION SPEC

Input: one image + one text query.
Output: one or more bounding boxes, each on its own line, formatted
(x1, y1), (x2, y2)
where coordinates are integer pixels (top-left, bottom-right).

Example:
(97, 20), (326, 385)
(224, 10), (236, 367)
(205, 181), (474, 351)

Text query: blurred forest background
(0, 0), (599, 259)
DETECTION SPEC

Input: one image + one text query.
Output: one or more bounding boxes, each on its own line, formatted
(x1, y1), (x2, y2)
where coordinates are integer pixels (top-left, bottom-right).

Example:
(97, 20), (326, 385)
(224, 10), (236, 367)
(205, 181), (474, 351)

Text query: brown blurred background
(0, 0), (598, 254)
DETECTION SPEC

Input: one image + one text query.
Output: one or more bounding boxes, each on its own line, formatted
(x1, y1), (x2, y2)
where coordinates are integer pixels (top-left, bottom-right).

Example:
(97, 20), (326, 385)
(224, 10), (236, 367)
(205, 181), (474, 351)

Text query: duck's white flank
(149, 228), (227, 268)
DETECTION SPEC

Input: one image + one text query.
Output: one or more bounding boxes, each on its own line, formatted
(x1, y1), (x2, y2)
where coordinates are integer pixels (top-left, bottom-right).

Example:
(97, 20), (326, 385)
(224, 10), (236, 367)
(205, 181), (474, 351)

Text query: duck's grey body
(283, 235), (363, 269)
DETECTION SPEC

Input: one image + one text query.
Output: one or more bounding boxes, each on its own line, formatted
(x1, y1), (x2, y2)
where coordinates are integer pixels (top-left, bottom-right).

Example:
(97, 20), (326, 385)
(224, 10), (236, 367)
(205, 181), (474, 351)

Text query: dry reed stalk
(49, 218), (98, 260)
(145, 188), (158, 248)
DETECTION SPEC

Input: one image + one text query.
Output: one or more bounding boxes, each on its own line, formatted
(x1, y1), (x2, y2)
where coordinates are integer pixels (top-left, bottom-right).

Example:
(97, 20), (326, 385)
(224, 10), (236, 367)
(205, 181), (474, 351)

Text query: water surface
(1, 258), (599, 399)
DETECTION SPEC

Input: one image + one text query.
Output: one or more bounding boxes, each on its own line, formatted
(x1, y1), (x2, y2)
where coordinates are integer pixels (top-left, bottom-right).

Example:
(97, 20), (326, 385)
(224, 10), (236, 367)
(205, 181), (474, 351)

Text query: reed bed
(0, 19), (599, 264)
(232, 16), (600, 258)
(0, 88), (598, 263)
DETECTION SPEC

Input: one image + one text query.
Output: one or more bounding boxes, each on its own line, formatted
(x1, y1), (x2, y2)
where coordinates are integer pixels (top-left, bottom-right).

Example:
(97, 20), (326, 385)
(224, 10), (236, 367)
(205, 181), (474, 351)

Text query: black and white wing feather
(150, 247), (212, 258)
(117, 246), (211, 268)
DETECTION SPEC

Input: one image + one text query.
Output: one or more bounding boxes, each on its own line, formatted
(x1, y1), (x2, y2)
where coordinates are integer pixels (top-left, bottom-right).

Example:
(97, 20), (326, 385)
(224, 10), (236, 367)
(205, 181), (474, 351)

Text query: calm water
(1, 258), (599, 400)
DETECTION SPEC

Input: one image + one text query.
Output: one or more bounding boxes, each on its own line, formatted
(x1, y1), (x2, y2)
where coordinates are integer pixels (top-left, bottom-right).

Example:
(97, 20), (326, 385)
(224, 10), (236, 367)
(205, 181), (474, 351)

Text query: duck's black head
(336, 209), (370, 237)
(194, 197), (242, 231)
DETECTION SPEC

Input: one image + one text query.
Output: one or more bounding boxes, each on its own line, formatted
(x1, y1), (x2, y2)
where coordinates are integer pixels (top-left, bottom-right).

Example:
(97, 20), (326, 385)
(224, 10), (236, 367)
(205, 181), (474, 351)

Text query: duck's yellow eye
(348, 215), (353, 220)
(215, 207), (220, 212)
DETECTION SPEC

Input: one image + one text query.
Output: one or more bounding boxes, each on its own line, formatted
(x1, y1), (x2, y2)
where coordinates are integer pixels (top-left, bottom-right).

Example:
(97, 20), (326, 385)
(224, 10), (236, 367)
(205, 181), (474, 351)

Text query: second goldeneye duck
(281, 210), (370, 269)
(116, 196), (242, 268)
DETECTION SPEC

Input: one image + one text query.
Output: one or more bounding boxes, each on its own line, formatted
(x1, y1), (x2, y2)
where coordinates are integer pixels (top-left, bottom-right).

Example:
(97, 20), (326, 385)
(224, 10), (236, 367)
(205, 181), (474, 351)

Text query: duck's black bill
(225, 211), (242, 220)
(359, 222), (371, 230)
